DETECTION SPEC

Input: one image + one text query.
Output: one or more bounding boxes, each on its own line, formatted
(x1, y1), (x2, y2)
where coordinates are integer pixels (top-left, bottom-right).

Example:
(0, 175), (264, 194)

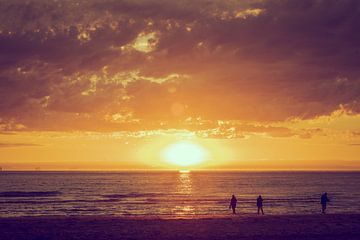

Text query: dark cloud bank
(0, 0), (359, 132)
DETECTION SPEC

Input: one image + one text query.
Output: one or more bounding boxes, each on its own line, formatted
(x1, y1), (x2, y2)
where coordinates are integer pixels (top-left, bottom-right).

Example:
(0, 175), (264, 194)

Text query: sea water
(0, 171), (359, 217)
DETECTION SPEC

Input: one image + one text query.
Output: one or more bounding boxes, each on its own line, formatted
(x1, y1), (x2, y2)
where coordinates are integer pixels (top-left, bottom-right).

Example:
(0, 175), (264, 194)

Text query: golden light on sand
(162, 141), (208, 167)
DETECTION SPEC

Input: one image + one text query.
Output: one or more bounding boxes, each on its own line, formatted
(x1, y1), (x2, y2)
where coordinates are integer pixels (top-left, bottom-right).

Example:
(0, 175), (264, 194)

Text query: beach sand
(1, 214), (360, 240)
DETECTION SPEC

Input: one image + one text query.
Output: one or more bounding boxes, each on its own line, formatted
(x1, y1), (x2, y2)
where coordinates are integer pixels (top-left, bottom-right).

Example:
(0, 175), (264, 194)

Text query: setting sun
(162, 142), (208, 168)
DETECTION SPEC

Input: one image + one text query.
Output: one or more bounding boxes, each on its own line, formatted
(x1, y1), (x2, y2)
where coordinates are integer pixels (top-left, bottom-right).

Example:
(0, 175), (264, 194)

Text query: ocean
(0, 171), (359, 217)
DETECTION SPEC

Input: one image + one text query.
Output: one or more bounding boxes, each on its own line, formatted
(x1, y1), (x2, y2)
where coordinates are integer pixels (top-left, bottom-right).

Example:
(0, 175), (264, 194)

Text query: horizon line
(1, 169), (360, 172)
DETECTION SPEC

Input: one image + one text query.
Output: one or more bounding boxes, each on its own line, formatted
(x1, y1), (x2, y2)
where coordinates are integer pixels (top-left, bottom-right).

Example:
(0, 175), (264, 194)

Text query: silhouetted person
(229, 195), (237, 214)
(257, 195), (264, 215)
(321, 192), (330, 214)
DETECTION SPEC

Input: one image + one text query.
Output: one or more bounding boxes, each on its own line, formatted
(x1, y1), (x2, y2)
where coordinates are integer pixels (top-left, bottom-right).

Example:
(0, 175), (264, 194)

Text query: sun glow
(162, 142), (208, 168)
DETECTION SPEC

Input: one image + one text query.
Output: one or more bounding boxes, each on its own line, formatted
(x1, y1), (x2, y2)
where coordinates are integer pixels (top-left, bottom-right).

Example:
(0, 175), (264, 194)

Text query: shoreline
(1, 214), (360, 240)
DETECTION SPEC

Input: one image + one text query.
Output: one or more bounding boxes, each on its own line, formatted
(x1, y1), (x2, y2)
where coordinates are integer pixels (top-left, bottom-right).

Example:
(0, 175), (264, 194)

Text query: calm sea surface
(0, 171), (359, 217)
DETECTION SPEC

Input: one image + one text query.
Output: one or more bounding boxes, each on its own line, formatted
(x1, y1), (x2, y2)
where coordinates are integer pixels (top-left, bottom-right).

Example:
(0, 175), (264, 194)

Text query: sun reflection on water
(178, 172), (192, 195)
(172, 172), (195, 216)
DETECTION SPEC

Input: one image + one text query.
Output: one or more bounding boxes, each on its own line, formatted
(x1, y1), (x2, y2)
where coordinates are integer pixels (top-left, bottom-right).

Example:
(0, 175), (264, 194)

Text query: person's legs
(257, 207), (260, 215)
(322, 204), (326, 214)
(232, 207), (236, 214)
(261, 207), (264, 215)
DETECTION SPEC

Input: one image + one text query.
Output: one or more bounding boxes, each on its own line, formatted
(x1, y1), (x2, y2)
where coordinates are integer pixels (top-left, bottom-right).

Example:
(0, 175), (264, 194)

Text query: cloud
(348, 143), (360, 146)
(0, 143), (42, 148)
(0, 0), (359, 133)
(0, 119), (26, 131)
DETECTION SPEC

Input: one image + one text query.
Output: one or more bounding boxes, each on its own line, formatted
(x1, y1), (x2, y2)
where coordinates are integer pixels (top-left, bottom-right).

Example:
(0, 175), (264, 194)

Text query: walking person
(257, 195), (264, 215)
(229, 195), (237, 214)
(321, 192), (330, 214)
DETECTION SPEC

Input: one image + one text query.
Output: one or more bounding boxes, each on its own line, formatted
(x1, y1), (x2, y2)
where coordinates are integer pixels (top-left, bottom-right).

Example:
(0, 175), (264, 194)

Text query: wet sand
(1, 214), (360, 240)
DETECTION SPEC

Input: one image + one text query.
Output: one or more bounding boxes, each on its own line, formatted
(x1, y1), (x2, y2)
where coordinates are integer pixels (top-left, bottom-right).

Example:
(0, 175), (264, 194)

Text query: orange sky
(1, 109), (359, 170)
(0, 0), (359, 170)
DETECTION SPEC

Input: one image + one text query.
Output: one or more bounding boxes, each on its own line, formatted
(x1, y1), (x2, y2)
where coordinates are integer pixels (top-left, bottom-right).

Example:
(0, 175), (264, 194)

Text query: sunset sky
(0, 0), (359, 170)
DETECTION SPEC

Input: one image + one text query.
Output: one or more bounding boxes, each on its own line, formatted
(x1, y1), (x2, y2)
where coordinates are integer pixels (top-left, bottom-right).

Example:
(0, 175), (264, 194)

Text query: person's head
(232, 194), (235, 198)
(259, 195), (261, 198)
(324, 192), (327, 196)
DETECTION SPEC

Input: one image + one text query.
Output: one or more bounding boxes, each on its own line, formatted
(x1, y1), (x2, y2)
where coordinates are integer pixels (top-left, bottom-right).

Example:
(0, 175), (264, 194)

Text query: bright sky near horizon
(0, 0), (359, 170)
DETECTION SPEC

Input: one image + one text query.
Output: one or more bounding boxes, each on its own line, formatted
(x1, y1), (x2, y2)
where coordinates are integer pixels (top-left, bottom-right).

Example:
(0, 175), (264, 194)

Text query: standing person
(229, 195), (237, 214)
(257, 195), (264, 215)
(321, 192), (330, 214)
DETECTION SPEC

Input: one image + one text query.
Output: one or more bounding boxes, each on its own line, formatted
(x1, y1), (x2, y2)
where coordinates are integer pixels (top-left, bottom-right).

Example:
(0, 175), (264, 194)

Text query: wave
(0, 191), (61, 198)
(103, 192), (165, 199)
(0, 199), (157, 205)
